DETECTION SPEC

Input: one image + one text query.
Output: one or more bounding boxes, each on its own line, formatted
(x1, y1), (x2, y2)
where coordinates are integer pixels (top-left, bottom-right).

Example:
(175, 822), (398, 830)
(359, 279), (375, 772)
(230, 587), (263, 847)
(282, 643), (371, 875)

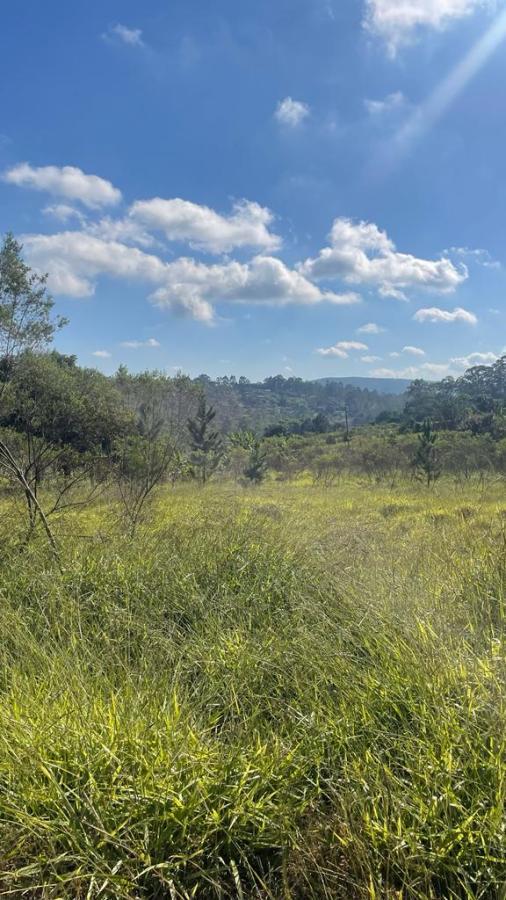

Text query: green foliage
(1, 351), (132, 454)
(0, 483), (504, 897)
(0, 233), (66, 370)
(188, 396), (224, 484)
(243, 440), (268, 484)
(195, 372), (404, 434)
(413, 419), (442, 486)
(402, 356), (506, 436)
(228, 429), (256, 450)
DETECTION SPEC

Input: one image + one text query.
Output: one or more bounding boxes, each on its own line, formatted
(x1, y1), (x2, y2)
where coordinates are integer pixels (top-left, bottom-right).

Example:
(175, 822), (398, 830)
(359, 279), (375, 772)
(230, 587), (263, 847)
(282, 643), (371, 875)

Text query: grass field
(0, 479), (504, 898)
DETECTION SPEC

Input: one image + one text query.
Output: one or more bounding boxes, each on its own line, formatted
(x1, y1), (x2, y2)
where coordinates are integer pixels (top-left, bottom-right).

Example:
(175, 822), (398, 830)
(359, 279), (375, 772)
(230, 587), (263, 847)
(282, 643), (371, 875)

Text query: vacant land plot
(0, 481), (504, 898)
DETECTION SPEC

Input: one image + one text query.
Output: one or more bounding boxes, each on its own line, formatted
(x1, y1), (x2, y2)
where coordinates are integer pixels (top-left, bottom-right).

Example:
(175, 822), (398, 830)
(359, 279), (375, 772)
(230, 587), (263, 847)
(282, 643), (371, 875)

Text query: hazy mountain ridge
(314, 376), (412, 395)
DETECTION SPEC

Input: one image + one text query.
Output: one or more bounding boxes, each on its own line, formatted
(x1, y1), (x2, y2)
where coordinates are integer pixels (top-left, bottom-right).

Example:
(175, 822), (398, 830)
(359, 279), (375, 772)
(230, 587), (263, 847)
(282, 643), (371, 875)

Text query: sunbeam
(373, 5), (506, 177)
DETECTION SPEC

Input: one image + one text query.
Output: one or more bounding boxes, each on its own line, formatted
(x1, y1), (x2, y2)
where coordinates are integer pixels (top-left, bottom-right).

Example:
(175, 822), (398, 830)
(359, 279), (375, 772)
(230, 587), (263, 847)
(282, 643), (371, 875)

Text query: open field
(0, 480), (505, 898)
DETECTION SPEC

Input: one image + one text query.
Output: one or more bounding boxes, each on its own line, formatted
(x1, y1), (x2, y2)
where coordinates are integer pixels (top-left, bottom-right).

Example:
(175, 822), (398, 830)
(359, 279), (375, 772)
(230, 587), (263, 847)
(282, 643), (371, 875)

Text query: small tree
(1, 353), (132, 538)
(413, 418), (441, 486)
(0, 234), (67, 552)
(113, 434), (181, 535)
(187, 397), (223, 484)
(244, 440), (268, 485)
(0, 234), (66, 371)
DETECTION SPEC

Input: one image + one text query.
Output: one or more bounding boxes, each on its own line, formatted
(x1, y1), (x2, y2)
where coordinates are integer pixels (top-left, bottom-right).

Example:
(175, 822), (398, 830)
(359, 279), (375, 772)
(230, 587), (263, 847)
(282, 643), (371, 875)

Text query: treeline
(401, 359), (506, 436)
(193, 372), (404, 432)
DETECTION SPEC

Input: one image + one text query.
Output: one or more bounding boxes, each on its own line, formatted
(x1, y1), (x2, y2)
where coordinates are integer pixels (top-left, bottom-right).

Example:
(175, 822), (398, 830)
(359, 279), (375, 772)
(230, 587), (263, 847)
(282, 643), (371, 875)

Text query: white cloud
(22, 231), (170, 300)
(43, 204), (85, 224)
(450, 351), (498, 369)
(129, 198), (280, 253)
(357, 322), (386, 334)
(402, 345), (426, 356)
(4, 163), (122, 209)
(317, 340), (368, 358)
(337, 340), (369, 351)
(372, 351), (501, 380)
(364, 0), (487, 54)
(390, 351), (401, 358)
(317, 346), (348, 358)
(274, 97), (310, 127)
(92, 350), (111, 358)
(365, 91), (406, 115)
(120, 338), (160, 349)
(414, 306), (477, 324)
(446, 246), (501, 270)
(299, 218), (466, 298)
(104, 24), (144, 46)
(85, 216), (156, 248)
(22, 231), (359, 322)
(151, 256), (360, 318)
(371, 362), (453, 379)
(361, 355), (382, 363)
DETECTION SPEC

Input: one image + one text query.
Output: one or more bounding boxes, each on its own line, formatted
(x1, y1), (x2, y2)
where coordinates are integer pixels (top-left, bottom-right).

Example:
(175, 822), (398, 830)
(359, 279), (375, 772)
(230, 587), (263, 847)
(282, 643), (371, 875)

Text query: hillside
(192, 374), (405, 432)
(315, 376), (412, 395)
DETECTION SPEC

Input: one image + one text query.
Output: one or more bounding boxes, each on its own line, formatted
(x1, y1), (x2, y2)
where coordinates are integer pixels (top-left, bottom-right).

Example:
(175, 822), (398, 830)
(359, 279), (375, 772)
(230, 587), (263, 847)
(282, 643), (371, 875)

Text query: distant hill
(315, 377), (411, 396)
(190, 374), (406, 432)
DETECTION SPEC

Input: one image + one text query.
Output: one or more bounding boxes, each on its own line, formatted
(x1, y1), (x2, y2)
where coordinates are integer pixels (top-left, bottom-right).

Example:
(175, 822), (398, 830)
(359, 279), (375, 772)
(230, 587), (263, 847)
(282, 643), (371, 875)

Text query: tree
(413, 419), (441, 486)
(113, 434), (182, 535)
(112, 371), (198, 532)
(228, 429), (256, 450)
(0, 352), (132, 537)
(187, 397), (223, 484)
(0, 235), (67, 552)
(244, 440), (268, 485)
(0, 234), (66, 372)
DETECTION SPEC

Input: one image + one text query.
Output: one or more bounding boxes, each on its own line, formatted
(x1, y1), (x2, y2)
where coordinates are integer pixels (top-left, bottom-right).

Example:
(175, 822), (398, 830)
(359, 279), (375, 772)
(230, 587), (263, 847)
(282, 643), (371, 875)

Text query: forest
(0, 235), (505, 898)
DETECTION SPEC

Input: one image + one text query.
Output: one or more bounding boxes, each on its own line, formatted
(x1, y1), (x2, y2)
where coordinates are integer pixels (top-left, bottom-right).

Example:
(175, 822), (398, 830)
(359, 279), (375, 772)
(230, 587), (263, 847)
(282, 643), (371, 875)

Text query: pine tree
(244, 440), (268, 485)
(187, 396), (223, 484)
(413, 418), (441, 486)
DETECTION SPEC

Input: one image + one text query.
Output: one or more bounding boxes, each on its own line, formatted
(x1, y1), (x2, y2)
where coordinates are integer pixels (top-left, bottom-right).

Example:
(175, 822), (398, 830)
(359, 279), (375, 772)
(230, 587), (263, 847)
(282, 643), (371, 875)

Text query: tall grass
(0, 481), (504, 898)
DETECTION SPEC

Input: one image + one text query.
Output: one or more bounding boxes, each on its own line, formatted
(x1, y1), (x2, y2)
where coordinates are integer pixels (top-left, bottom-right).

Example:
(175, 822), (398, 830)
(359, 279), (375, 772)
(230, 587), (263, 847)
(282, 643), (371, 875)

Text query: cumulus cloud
(22, 231), (169, 300)
(129, 197), (281, 253)
(357, 322), (386, 334)
(371, 362), (454, 379)
(43, 204), (85, 224)
(120, 338), (160, 349)
(365, 91), (406, 115)
(103, 24), (144, 46)
(317, 346), (348, 359)
(151, 256), (360, 319)
(274, 97), (310, 126)
(364, 0), (487, 54)
(22, 231), (359, 322)
(299, 218), (466, 298)
(317, 340), (368, 358)
(92, 350), (111, 358)
(4, 163), (122, 209)
(402, 345), (426, 356)
(370, 354), (501, 380)
(361, 354), (382, 363)
(414, 306), (477, 324)
(85, 216), (156, 248)
(450, 351), (498, 369)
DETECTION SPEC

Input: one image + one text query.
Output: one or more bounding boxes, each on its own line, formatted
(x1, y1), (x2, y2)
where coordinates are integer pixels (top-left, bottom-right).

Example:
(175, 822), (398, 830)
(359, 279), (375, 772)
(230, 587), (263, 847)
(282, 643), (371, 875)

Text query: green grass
(0, 480), (504, 898)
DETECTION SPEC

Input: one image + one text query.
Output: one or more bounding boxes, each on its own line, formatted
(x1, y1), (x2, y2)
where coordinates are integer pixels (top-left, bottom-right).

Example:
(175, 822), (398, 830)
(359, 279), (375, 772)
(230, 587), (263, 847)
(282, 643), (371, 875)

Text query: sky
(1, 0), (506, 381)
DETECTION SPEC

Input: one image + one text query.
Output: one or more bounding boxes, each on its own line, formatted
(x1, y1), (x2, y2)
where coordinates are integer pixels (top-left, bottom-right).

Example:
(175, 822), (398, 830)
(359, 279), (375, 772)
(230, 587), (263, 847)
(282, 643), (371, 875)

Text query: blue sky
(1, 0), (506, 381)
